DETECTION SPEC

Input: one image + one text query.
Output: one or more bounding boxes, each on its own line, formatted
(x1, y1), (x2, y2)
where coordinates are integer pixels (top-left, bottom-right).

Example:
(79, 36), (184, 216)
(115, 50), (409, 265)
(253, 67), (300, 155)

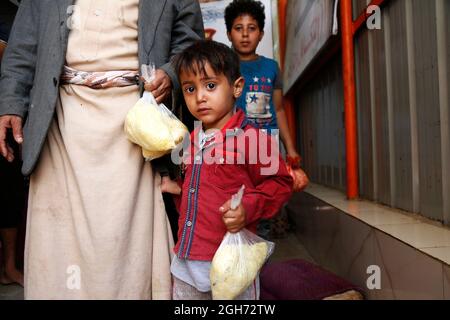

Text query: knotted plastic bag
(210, 229), (274, 300)
(124, 64), (188, 161)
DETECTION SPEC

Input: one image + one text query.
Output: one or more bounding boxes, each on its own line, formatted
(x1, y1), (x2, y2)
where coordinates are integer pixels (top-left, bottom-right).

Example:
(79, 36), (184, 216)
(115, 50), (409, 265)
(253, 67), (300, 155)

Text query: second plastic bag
(124, 64), (188, 161)
(210, 228), (275, 300)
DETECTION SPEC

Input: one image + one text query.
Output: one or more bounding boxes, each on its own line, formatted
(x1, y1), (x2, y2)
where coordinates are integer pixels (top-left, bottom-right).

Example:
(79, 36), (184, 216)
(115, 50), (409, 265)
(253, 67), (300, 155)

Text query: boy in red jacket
(170, 40), (293, 300)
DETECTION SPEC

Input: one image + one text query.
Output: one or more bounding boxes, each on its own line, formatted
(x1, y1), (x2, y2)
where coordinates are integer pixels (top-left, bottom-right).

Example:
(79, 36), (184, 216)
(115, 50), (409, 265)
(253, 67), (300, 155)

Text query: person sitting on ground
(225, 0), (302, 239)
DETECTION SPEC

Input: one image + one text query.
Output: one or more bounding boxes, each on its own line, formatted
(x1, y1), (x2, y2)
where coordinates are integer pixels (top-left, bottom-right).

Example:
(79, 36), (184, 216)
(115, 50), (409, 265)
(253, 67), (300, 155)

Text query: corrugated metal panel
(436, 0), (450, 224)
(446, 0), (450, 224)
(325, 64), (347, 190)
(323, 73), (332, 186)
(293, 0), (449, 225)
(405, 0), (420, 214)
(353, 0), (369, 20)
(412, 0), (443, 221)
(333, 64), (346, 189)
(355, 30), (375, 200)
(317, 79), (327, 184)
(311, 86), (320, 182)
(388, 0), (414, 212)
(350, 0), (448, 223)
(299, 87), (319, 183)
(384, 6), (397, 208)
(296, 56), (346, 192)
(371, 25), (391, 206)
(337, 63), (346, 190)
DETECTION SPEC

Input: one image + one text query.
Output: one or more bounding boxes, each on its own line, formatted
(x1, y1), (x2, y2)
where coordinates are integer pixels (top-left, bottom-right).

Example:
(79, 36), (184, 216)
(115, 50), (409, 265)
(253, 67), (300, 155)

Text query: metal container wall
(297, 55), (347, 192)
(296, 0), (450, 225)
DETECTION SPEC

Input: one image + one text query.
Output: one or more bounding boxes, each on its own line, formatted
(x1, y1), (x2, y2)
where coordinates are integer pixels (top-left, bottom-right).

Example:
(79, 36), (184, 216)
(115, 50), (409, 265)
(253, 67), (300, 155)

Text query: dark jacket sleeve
(159, 0), (204, 95)
(0, 0), (39, 119)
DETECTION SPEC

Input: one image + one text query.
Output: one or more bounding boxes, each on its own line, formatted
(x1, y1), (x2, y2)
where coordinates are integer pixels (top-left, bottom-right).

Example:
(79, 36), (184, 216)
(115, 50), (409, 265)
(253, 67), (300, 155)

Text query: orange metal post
(340, 0), (359, 199)
(353, 0), (387, 35)
(278, 0), (288, 69)
(278, 0), (287, 69)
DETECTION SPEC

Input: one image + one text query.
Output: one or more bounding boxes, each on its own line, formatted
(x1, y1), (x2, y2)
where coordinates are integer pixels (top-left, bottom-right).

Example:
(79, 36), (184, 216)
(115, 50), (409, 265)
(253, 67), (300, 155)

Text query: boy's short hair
(173, 40), (241, 85)
(224, 0), (266, 33)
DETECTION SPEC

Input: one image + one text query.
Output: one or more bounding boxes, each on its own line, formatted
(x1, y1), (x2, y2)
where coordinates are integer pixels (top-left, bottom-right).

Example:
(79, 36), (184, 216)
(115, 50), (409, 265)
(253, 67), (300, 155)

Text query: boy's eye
(184, 86), (195, 94)
(206, 83), (216, 90)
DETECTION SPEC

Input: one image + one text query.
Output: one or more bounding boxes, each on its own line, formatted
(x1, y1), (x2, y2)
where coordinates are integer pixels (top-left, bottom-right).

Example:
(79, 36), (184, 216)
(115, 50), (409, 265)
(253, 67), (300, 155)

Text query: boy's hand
(219, 200), (246, 233)
(287, 150), (301, 162)
(287, 151), (302, 169)
(143, 69), (172, 104)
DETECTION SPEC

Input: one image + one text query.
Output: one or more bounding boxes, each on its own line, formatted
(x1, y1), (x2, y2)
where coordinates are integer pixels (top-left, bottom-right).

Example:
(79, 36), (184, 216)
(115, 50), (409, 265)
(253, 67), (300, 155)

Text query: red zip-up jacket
(173, 110), (293, 261)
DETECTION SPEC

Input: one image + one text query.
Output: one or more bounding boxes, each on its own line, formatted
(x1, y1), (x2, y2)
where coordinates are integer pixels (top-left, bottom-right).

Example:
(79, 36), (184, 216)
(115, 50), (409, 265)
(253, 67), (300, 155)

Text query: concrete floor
(0, 283), (23, 300)
(269, 231), (316, 264)
(0, 229), (314, 300)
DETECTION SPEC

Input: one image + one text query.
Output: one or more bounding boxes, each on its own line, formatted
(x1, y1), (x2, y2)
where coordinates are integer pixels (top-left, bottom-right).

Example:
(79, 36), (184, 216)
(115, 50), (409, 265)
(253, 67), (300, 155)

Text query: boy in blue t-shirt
(225, 0), (300, 238)
(224, 0), (300, 161)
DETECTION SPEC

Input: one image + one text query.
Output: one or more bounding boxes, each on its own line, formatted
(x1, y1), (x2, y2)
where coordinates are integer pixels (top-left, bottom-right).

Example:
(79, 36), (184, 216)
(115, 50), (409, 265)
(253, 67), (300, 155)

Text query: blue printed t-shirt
(236, 55), (283, 131)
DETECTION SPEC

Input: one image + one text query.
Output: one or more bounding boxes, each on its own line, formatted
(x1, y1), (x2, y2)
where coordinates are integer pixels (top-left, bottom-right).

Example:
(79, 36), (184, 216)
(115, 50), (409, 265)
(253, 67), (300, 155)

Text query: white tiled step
(305, 183), (450, 266)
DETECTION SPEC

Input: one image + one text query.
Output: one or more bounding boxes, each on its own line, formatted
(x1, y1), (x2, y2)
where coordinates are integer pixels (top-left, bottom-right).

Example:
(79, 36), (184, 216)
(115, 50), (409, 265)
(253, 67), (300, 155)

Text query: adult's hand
(0, 40), (7, 62)
(0, 115), (23, 162)
(143, 69), (172, 104)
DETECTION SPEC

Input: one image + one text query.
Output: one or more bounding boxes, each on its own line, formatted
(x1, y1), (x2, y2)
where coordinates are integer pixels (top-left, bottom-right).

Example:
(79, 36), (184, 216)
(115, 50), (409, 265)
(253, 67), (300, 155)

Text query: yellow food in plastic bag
(125, 98), (175, 152)
(124, 95), (188, 160)
(162, 112), (188, 146)
(210, 242), (268, 300)
(142, 148), (169, 160)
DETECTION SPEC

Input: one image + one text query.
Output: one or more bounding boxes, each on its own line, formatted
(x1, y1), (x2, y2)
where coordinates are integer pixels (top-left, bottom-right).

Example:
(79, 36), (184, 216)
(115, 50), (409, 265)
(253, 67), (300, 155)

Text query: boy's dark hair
(173, 40), (241, 85)
(224, 0), (265, 33)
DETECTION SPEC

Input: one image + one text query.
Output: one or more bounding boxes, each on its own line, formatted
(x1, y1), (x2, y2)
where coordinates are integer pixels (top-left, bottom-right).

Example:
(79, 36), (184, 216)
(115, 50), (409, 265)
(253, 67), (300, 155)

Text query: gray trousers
(173, 276), (260, 300)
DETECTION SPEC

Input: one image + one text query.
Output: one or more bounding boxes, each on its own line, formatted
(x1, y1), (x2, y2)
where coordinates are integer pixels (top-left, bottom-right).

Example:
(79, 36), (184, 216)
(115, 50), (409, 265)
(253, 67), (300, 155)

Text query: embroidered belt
(60, 65), (139, 89)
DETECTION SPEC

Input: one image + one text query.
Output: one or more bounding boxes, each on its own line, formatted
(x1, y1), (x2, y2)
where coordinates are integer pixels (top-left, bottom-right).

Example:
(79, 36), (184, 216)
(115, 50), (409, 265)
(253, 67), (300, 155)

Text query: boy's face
(180, 62), (244, 130)
(227, 14), (264, 57)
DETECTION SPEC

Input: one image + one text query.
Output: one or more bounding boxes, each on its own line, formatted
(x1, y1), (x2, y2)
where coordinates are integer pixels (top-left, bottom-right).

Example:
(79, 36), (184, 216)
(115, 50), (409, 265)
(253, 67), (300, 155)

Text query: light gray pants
(173, 276), (260, 300)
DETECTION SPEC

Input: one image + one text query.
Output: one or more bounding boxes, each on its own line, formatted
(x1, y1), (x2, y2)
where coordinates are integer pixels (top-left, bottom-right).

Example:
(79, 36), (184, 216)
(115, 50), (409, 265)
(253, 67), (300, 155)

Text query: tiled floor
(0, 283), (23, 300)
(0, 230), (312, 301)
(289, 184), (450, 299)
(306, 183), (450, 266)
(5, 183), (449, 300)
(269, 231), (316, 264)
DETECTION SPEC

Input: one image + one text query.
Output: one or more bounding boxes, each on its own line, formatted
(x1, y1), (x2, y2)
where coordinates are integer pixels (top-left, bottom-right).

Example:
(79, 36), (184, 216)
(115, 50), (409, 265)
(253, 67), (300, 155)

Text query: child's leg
(152, 155), (180, 239)
(260, 137), (290, 239)
(160, 176), (182, 195)
(172, 276), (212, 300)
(256, 219), (272, 239)
(152, 155), (181, 195)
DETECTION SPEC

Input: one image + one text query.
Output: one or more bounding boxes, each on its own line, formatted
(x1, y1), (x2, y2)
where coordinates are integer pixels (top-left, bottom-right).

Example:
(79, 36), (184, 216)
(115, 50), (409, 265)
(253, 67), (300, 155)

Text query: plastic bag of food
(210, 186), (275, 300)
(210, 229), (274, 300)
(124, 64), (188, 161)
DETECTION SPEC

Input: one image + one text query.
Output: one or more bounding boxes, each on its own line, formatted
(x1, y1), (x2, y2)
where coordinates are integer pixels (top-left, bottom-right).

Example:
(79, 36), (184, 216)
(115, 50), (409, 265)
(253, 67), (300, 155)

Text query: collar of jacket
(188, 109), (249, 152)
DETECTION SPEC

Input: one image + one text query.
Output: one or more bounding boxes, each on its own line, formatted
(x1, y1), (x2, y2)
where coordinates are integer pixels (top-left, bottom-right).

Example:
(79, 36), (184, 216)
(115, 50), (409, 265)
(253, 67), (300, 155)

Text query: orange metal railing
(279, 0), (387, 199)
(340, 0), (359, 199)
(341, 0), (386, 199)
